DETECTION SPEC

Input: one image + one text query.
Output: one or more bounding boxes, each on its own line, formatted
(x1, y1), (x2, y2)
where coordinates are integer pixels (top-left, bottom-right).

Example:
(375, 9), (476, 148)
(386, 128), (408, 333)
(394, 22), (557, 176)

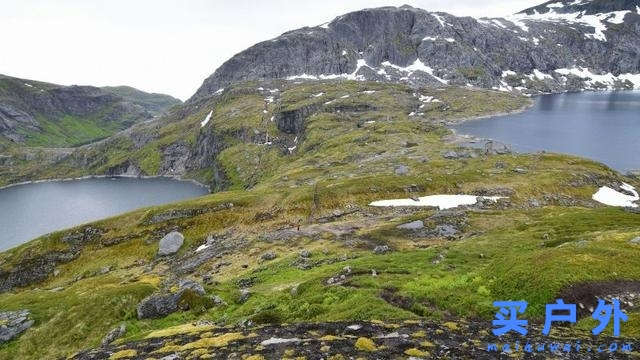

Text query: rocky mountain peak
(188, 1), (639, 103)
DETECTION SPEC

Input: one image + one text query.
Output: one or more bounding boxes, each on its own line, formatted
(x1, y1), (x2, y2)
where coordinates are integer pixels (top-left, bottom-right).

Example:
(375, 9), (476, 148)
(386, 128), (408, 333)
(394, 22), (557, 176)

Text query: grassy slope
(0, 81), (639, 359)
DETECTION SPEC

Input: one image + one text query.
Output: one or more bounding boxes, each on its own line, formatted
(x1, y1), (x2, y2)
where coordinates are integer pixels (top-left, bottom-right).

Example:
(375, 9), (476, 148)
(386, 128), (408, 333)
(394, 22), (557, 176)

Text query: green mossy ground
(0, 80), (638, 359)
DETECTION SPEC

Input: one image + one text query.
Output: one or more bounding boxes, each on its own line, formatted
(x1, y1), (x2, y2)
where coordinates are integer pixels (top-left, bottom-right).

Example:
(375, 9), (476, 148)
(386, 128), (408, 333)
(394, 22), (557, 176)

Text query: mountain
(1, 2), (640, 358)
(2, 1), (640, 189)
(0, 74), (181, 147)
(2, 78), (638, 359)
(190, 1), (640, 102)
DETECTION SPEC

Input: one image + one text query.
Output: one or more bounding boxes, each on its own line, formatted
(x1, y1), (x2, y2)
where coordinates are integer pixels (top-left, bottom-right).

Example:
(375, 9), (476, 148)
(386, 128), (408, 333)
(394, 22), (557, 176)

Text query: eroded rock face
(0, 310), (34, 344)
(158, 231), (185, 256)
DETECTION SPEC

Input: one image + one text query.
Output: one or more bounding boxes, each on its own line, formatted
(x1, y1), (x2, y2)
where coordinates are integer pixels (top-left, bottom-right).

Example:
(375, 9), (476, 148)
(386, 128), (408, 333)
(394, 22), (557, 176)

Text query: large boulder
(137, 280), (207, 319)
(0, 310), (34, 343)
(137, 293), (180, 319)
(158, 231), (184, 256)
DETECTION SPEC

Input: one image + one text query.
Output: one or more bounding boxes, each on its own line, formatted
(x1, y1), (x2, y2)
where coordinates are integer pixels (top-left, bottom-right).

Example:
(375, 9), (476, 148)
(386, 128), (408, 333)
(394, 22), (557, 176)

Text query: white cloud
(0, 0), (540, 100)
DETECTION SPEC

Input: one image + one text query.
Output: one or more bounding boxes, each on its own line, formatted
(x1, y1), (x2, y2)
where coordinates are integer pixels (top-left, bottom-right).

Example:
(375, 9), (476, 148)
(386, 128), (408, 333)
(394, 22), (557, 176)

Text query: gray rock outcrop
(101, 324), (126, 346)
(137, 280), (208, 319)
(137, 293), (181, 319)
(0, 310), (34, 343)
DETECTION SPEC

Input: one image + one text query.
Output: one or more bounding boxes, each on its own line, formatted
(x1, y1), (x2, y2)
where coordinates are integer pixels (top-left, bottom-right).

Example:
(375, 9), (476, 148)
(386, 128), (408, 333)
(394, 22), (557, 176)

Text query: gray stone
(299, 249), (311, 258)
(0, 310), (34, 344)
(630, 237), (640, 245)
(436, 224), (458, 238)
(261, 251), (277, 261)
(158, 231), (184, 256)
(513, 168), (528, 174)
(101, 324), (126, 346)
(396, 220), (424, 230)
(211, 295), (227, 306)
(137, 293), (180, 319)
(373, 245), (390, 254)
(394, 165), (409, 175)
(158, 355), (181, 360)
(239, 289), (252, 303)
(178, 279), (205, 296)
(442, 151), (460, 159)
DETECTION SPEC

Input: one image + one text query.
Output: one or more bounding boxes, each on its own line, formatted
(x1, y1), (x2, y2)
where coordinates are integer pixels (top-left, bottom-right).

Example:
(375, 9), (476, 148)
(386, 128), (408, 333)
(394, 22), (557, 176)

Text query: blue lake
(0, 177), (208, 251)
(453, 91), (640, 173)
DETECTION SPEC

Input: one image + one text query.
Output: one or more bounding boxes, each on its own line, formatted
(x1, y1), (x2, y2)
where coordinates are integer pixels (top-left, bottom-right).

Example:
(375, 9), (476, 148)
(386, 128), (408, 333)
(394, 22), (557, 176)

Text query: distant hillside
(101, 86), (182, 114)
(0, 75), (181, 147)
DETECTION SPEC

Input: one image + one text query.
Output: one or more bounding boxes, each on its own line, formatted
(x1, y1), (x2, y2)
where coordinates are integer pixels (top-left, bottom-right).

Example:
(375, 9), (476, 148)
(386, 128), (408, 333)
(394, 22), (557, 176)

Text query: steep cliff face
(190, 2), (640, 102)
(0, 75), (181, 146)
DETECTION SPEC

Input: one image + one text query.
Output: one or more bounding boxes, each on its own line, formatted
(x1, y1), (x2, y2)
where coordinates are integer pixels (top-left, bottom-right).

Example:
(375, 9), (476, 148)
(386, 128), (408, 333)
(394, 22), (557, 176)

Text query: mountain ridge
(189, 1), (640, 102)
(0, 74), (181, 147)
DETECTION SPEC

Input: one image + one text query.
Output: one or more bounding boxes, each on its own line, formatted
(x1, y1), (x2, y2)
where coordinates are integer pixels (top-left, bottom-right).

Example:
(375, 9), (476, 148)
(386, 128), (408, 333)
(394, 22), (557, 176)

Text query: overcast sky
(0, 0), (540, 100)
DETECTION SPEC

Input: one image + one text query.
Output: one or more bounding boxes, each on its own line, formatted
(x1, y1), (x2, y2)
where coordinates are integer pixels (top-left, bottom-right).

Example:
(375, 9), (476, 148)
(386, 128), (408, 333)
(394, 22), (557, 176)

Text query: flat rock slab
(396, 220), (424, 230)
(0, 310), (34, 343)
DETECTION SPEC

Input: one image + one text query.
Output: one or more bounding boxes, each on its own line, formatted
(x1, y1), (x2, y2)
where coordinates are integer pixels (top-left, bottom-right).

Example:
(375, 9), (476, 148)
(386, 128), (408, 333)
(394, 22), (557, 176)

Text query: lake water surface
(0, 177), (208, 251)
(453, 91), (640, 173)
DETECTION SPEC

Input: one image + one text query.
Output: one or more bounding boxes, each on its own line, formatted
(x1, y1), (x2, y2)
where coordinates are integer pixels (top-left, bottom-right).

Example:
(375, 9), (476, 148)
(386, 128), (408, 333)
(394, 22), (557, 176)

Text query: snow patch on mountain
(369, 195), (505, 210)
(422, 36), (455, 42)
(513, 7), (632, 41)
(382, 59), (448, 84)
(431, 13), (451, 27)
(592, 183), (639, 208)
(200, 110), (212, 128)
(554, 67), (640, 89)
